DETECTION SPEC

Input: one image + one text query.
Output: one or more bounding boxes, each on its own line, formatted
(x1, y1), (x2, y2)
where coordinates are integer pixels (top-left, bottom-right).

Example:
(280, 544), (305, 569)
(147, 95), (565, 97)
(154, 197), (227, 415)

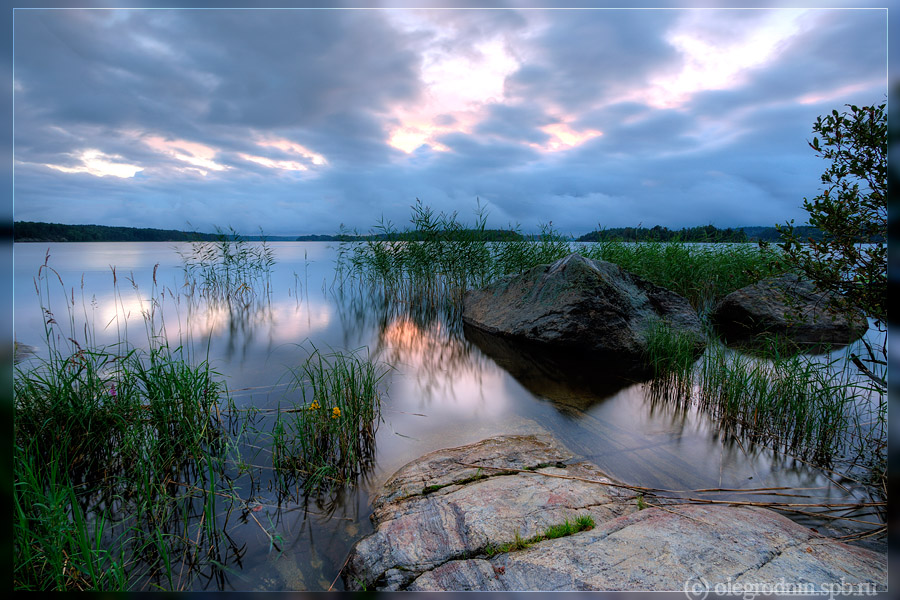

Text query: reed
(14, 441), (128, 591)
(697, 339), (862, 463)
(582, 239), (786, 311)
(15, 254), (384, 590)
(338, 201), (787, 312)
(643, 318), (703, 396)
(272, 345), (389, 491)
(640, 317), (883, 474)
(178, 225), (275, 303)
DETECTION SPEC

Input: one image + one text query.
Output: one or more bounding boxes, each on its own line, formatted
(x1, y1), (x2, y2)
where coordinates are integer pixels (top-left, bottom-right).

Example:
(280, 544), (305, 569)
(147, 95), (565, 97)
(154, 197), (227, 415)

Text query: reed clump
(13, 336), (230, 591)
(697, 339), (864, 463)
(641, 320), (880, 468)
(14, 257), (389, 591)
(339, 201), (786, 312)
(581, 239), (786, 312)
(272, 346), (389, 491)
(178, 225), (275, 303)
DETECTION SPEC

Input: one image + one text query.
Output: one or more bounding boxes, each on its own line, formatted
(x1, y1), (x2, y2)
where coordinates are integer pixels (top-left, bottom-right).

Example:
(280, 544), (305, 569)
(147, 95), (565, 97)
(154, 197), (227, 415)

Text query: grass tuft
(483, 515), (596, 557)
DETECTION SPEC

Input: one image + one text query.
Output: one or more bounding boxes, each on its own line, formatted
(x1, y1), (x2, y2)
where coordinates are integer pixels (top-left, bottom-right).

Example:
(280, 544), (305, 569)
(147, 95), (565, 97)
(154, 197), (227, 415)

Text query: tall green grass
(697, 340), (862, 462)
(272, 346), (389, 491)
(338, 201), (786, 311)
(581, 239), (786, 312)
(14, 256), (389, 590)
(642, 321), (879, 466)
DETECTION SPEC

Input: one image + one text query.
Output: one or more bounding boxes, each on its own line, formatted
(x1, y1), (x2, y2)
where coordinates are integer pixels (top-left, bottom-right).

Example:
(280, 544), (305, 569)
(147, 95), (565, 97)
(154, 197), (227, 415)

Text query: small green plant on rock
(483, 515), (596, 557)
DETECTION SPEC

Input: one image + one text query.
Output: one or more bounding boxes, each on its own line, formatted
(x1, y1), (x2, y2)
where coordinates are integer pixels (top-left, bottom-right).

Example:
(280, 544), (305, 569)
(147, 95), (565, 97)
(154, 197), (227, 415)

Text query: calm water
(13, 241), (885, 591)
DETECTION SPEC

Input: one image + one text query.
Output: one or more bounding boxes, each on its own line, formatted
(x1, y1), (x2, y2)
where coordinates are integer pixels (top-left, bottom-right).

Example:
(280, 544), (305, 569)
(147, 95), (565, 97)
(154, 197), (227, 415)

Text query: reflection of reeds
(697, 340), (866, 464)
(641, 318), (885, 484)
(643, 319), (703, 401)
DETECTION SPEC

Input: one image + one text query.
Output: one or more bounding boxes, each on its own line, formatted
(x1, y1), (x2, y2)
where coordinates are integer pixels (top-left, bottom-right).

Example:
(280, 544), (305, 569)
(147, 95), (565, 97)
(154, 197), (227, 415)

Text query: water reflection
(12, 242), (886, 590)
(462, 322), (640, 412)
(331, 283), (492, 407)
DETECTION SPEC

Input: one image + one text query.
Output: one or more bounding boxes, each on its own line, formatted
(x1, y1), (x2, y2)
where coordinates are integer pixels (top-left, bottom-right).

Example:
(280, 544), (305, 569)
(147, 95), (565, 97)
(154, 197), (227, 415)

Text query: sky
(11, 4), (888, 237)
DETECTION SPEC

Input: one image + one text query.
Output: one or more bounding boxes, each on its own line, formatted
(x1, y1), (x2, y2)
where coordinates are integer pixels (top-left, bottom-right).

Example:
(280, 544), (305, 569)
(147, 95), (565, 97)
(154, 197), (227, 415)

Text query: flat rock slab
(344, 435), (886, 592)
(344, 434), (636, 590)
(409, 504), (886, 591)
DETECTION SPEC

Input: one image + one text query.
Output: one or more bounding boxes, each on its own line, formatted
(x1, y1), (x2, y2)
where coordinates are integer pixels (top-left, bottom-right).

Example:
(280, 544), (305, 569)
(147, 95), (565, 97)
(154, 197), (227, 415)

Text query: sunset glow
(144, 135), (228, 175)
(43, 149), (143, 178)
(537, 123), (604, 152)
(255, 137), (328, 166)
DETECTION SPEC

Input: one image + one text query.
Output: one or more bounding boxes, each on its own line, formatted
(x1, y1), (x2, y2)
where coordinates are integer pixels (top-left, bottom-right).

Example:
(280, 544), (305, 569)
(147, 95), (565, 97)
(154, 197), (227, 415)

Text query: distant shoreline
(13, 220), (830, 244)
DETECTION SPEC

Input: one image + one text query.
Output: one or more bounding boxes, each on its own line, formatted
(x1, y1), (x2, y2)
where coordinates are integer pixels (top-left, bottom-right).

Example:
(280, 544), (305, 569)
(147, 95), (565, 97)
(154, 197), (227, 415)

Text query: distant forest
(577, 225), (748, 243)
(15, 221), (222, 243)
(577, 225), (827, 243)
(15, 220), (827, 244)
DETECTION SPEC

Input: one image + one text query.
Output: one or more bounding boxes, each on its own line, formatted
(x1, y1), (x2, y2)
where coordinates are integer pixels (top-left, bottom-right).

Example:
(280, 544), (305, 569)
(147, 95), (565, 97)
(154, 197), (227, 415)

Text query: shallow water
(12, 241), (886, 591)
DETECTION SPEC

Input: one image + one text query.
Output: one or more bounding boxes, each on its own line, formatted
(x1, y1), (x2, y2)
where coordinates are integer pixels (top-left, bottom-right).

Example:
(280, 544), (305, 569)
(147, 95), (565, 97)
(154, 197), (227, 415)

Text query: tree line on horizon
(14, 220), (825, 244)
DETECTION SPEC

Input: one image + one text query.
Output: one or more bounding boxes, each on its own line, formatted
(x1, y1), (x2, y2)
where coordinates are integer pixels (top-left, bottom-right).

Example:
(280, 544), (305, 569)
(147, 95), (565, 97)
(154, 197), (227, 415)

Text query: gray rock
(408, 504), (886, 591)
(462, 253), (705, 378)
(344, 435), (886, 592)
(343, 434), (637, 590)
(711, 273), (869, 349)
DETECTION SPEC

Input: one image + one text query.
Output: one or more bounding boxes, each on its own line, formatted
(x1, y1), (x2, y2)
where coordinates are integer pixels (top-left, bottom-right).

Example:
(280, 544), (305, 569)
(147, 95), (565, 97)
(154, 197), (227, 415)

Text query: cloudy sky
(11, 4), (887, 236)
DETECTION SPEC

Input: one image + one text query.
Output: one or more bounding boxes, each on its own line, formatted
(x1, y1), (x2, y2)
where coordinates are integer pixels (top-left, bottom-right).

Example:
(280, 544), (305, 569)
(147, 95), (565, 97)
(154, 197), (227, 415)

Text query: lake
(12, 241), (886, 591)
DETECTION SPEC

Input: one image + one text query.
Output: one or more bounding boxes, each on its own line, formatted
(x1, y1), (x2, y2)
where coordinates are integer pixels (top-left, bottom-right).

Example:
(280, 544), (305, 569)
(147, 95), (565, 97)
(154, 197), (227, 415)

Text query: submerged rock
(343, 435), (886, 592)
(711, 273), (869, 350)
(462, 253), (705, 379)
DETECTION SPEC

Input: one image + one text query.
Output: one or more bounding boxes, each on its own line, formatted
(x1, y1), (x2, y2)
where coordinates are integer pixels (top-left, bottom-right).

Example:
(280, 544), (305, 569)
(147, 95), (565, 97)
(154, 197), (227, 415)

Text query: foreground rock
(344, 435), (886, 592)
(344, 434), (637, 590)
(462, 253), (705, 379)
(711, 273), (869, 350)
(409, 504), (886, 592)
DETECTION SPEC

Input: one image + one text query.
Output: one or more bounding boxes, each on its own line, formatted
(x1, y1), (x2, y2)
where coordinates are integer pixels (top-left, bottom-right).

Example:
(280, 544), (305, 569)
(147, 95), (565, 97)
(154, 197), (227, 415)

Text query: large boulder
(343, 435), (886, 592)
(462, 253), (705, 379)
(711, 273), (869, 349)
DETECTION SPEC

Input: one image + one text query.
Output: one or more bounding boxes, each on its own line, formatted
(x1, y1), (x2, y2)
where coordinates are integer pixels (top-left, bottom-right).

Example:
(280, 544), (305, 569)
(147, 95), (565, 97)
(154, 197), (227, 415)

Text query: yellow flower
(331, 407), (341, 419)
(309, 400), (320, 411)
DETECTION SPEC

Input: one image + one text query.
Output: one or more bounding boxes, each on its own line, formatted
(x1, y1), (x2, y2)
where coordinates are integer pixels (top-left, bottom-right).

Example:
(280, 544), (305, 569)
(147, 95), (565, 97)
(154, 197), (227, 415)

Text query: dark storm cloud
(11, 7), (888, 236)
(196, 11), (422, 129)
(433, 131), (542, 171)
(503, 10), (682, 111)
(14, 9), (423, 168)
(576, 106), (695, 158)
